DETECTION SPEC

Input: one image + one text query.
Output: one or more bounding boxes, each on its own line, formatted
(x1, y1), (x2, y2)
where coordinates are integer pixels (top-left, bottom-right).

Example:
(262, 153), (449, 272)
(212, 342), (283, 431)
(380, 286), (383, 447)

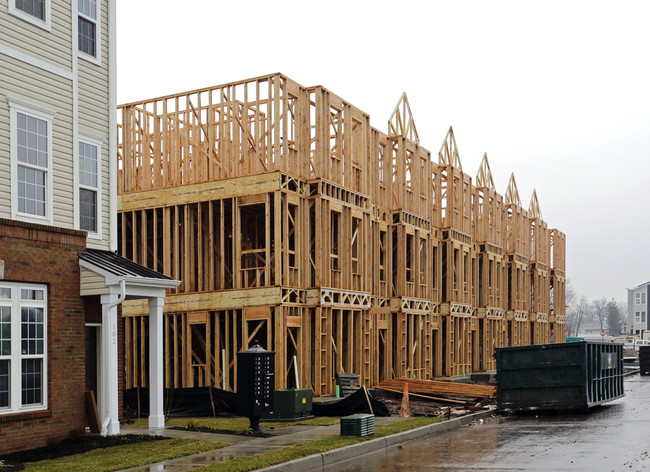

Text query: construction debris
(378, 378), (496, 399)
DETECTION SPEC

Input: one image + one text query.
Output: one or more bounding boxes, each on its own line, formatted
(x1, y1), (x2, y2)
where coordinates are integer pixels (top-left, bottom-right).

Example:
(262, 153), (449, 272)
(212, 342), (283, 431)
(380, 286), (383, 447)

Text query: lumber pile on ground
(377, 378), (496, 399)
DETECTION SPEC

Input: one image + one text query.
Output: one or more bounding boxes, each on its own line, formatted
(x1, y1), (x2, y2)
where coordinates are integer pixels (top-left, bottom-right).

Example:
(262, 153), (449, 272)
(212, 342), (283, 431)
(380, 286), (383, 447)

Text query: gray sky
(116, 0), (650, 303)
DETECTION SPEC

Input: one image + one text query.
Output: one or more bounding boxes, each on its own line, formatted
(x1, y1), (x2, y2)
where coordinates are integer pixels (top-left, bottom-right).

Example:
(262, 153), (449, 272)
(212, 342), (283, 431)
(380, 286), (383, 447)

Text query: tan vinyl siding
(0, 1), (73, 71)
(79, 0), (110, 251)
(0, 54), (74, 227)
(80, 267), (109, 295)
(0, 95), (10, 218)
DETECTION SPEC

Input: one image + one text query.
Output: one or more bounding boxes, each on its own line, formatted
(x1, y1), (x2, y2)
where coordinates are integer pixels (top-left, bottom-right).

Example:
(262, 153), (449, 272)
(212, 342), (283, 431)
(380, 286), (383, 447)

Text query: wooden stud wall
(118, 74), (566, 394)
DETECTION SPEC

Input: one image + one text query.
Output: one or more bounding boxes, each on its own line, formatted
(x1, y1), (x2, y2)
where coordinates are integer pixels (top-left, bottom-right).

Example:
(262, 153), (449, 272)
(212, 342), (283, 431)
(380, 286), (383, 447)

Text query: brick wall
(0, 218), (88, 455)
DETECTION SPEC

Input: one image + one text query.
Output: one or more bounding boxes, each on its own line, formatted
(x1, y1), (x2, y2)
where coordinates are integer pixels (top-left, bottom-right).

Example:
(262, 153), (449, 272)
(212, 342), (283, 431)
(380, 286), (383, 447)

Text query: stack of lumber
(377, 378), (496, 399)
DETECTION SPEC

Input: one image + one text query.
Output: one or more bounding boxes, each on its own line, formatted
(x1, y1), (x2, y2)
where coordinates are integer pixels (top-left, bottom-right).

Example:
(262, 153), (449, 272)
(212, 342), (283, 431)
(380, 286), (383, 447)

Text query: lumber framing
(117, 73), (566, 395)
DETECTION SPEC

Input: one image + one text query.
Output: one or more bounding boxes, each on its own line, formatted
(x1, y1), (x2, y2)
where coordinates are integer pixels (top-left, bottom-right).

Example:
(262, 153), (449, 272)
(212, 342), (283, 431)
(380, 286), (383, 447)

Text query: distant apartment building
(0, 0), (177, 454)
(627, 282), (649, 335)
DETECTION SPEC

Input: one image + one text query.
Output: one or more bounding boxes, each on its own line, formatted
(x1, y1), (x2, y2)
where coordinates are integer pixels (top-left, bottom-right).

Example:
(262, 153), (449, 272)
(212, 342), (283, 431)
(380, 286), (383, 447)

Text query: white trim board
(0, 44), (73, 81)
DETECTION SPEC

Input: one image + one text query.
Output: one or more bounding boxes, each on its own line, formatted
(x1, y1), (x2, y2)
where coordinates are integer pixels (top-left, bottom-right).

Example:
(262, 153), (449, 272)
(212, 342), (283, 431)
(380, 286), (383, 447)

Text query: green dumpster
(495, 341), (624, 410)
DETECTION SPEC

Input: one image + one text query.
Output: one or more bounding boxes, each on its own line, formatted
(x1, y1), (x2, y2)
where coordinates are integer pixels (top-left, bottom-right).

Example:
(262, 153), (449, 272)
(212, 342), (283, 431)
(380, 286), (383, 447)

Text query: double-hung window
(0, 283), (48, 415)
(78, 0), (100, 61)
(636, 292), (646, 305)
(9, 0), (51, 30)
(78, 136), (101, 236)
(9, 98), (54, 224)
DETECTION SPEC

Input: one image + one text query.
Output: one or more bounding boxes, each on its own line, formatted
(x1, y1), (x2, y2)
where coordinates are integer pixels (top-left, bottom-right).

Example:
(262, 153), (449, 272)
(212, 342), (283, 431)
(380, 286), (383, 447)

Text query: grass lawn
(194, 416), (445, 472)
(15, 416), (444, 472)
(131, 416), (340, 433)
(20, 438), (228, 472)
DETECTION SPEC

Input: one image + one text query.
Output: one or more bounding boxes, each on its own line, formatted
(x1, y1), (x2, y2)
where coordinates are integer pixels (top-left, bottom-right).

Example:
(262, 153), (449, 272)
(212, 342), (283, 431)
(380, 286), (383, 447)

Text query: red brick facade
(0, 218), (88, 454)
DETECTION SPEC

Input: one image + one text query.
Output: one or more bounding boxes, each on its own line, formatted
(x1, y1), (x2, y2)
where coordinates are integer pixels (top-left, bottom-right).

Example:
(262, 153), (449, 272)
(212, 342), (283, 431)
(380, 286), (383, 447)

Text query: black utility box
(236, 342), (275, 418)
(639, 345), (650, 375)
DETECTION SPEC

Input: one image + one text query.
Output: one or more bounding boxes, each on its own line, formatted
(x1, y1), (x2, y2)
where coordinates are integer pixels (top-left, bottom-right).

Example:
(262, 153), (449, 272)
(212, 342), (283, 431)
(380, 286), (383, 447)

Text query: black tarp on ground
(125, 386), (389, 418)
(312, 388), (390, 417)
(124, 387), (237, 418)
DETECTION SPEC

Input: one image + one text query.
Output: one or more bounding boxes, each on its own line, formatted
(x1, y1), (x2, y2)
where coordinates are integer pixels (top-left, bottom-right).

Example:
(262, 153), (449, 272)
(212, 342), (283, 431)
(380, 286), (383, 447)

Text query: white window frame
(643, 312), (647, 324)
(77, 0), (102, 65)
(636, 293), (641, 305)
(8, 0), (52, 31)
(642, 293), (647, 305)
(77, 131), (104, 239)
(8, 97), (55, 225)
(0, 282), (48, 415)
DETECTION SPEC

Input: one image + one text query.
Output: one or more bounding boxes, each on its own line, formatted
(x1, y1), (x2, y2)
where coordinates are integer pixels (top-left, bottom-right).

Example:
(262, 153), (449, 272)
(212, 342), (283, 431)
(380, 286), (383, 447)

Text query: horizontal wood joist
(476, 307), (506, 319)
(308, 178), (371, 209)
(440, 302), (474, 316)
(508, 253), (529, 266)
(552, 268), (566, 278)
(479, 242), (504, 256)
(506, 310), (530, 321)
(122, 287), (284, 316)
(119, 171), (291, 211)
(441, 228), (472, 245)
(391, 209), (431, 232)
(390, 296), (435, 314)
(307, 287), (372, 309)
(530, 313), (549, 322)
(530, 261), (549, 273)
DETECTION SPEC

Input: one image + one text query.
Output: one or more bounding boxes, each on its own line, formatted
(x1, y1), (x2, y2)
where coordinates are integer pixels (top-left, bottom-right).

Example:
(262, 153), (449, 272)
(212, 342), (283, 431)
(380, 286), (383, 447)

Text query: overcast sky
(116, 0), (650, 304)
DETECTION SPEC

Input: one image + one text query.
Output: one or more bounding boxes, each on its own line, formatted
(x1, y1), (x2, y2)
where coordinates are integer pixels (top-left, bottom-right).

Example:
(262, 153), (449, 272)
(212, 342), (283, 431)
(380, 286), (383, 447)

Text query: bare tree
(575, 296), (589, 336)
(564, 280), (578, 336)
(591, 298), (608, 331)
(617, 301), (629, 334)
(606, 299), (625, 335)
(566, 279), (576, 310)
(565, 282), (589, 337)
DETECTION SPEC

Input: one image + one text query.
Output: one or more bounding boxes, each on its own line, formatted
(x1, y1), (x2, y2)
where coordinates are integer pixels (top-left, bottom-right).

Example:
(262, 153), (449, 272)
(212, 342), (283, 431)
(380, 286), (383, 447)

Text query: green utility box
(262, 389), (312, 420)
(495, 341), (624, 411)
(340, 414), (375, 437)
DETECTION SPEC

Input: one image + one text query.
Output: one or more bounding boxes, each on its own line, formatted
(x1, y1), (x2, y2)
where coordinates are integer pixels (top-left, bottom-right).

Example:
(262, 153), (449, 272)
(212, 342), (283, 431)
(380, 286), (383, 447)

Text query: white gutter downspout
(108, 278), (127, 310)
(101, 279), (126, 436)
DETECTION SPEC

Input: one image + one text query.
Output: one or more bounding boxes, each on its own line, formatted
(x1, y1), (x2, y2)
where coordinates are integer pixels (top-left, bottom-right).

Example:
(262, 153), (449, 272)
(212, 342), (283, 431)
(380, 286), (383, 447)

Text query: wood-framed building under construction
(117, 73), (566, 396)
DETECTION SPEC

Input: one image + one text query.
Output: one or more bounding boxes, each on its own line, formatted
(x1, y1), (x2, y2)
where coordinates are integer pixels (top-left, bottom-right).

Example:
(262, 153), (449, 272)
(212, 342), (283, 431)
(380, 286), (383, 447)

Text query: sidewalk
(118, 411), (490, 472)
(118, 417), (404, 472)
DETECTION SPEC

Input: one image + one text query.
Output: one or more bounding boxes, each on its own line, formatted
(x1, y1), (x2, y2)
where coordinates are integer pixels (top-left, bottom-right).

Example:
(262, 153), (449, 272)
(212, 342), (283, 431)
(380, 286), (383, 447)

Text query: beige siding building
(0, 0), (113, 246)
(0, 1), (178, 453)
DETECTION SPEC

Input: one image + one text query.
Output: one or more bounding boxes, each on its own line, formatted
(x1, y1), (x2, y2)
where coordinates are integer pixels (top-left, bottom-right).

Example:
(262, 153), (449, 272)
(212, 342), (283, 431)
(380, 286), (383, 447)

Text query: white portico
(79, 249), (180, 435)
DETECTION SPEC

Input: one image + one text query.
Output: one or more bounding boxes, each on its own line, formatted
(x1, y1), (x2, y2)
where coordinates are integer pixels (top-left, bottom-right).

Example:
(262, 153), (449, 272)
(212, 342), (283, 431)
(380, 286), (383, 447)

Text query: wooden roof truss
(388, 92), (419, 144)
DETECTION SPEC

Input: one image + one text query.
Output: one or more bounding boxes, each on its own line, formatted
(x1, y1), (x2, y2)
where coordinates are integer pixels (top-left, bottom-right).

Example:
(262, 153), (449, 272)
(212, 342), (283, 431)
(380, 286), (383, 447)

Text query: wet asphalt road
(327, 376), (650, 472)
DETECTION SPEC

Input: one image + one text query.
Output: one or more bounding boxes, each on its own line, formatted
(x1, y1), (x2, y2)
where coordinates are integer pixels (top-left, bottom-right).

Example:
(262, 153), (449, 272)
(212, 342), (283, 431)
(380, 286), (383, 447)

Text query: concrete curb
(258, 409), (495, 472)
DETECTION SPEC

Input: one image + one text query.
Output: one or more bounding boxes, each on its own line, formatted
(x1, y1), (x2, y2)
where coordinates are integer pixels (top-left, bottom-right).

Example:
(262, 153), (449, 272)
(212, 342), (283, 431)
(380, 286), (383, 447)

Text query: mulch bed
(0, 434), (171, 471)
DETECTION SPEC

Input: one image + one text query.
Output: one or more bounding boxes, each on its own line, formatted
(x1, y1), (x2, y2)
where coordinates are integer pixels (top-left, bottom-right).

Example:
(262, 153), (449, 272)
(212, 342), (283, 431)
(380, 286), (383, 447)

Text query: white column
(100, 293), (120, 435)
(148, 297), (165, 429)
